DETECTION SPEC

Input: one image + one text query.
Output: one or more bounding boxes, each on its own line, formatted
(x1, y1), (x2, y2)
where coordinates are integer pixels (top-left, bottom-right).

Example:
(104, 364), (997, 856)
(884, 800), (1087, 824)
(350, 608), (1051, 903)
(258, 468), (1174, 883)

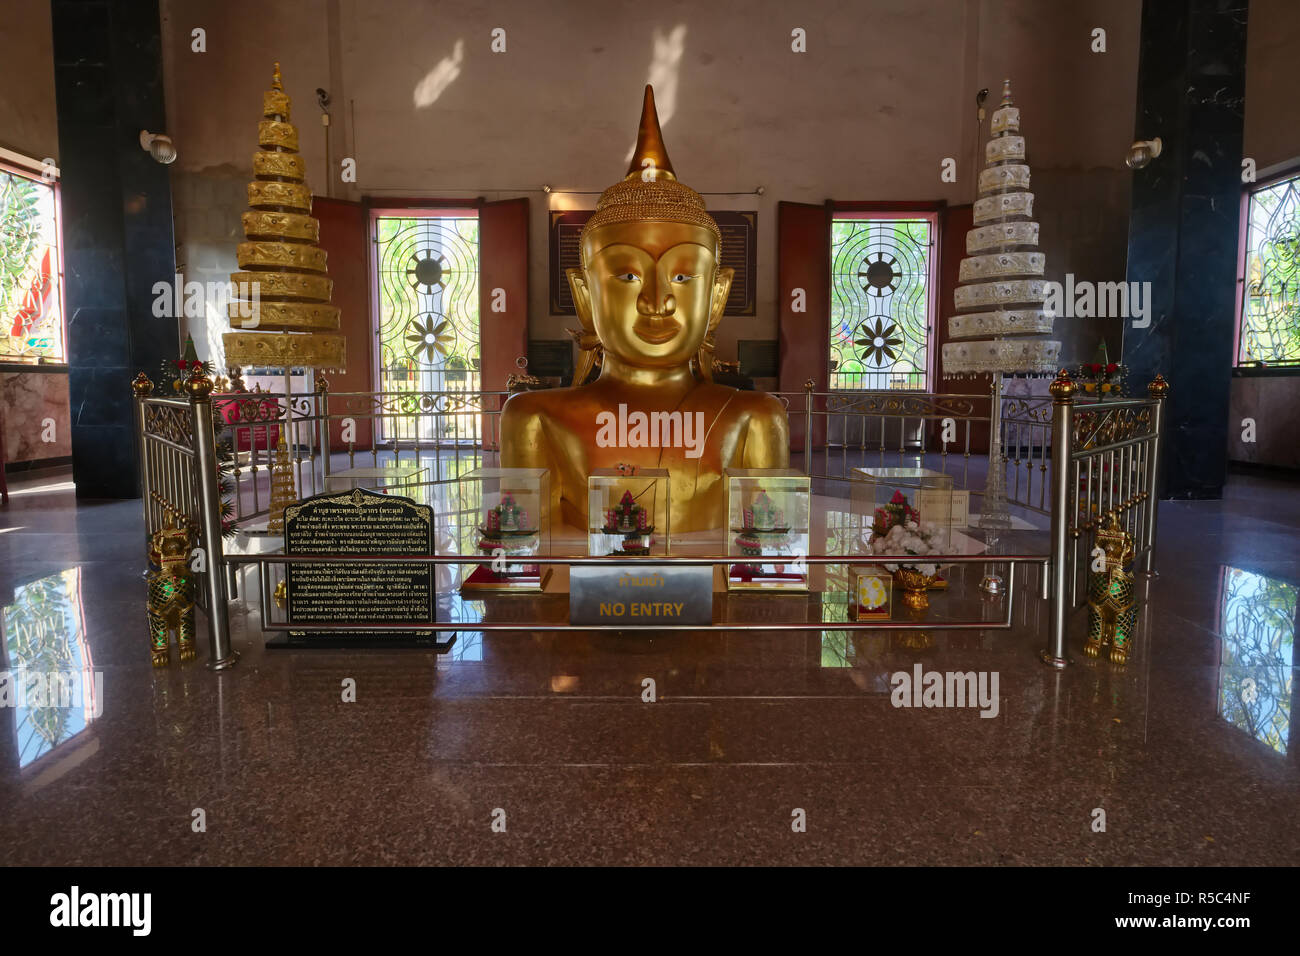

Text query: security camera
(139, 130), (177, 165)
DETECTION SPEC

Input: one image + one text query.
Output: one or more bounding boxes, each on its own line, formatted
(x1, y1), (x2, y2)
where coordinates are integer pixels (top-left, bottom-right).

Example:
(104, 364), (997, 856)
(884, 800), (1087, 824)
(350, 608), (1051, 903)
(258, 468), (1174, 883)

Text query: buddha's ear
(565, 267), (602, 386)
(566, 268), (594, 332)
(709, 266), (734, 331)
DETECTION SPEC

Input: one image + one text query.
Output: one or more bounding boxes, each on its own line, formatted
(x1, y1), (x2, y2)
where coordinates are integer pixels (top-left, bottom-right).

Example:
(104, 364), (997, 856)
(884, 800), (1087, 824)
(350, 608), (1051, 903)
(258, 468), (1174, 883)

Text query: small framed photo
(849, 566), (892, 620)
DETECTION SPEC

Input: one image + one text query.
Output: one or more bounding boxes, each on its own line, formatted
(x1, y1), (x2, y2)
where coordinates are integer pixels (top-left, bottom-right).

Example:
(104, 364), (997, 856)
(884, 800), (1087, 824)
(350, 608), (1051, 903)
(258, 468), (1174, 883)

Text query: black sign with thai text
(283, 488), (447, 647)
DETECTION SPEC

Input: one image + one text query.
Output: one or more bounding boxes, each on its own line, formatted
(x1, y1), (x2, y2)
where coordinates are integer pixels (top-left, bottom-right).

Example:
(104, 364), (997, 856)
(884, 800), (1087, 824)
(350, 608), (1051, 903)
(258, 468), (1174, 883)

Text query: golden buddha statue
(500, 86), (789, 533)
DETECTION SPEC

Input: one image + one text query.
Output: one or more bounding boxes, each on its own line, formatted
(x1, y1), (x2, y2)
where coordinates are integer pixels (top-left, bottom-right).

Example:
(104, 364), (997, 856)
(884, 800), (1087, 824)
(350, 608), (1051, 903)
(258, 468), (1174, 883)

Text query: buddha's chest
(545, 399), (745, 474)
(541, 395), (748, 532)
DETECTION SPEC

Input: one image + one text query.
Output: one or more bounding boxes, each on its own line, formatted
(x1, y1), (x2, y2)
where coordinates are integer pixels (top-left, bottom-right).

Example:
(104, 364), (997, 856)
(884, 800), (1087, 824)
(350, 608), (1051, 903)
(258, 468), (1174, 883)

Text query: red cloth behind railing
(216, 395), (281, 452)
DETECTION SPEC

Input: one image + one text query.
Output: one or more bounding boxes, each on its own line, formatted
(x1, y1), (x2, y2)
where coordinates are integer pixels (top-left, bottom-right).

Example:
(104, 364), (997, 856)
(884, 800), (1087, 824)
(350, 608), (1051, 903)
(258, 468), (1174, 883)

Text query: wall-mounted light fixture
(1125, 137), (1162, 170)
(139, 130), (177, 165)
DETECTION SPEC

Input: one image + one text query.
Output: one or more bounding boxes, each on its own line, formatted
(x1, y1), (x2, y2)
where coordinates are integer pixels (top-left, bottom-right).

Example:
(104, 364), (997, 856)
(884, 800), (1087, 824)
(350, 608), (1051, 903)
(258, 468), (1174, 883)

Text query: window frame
(0, 154), (67, 369)
(1234, 163), (1300, 374)
(828, 202), (941, 392)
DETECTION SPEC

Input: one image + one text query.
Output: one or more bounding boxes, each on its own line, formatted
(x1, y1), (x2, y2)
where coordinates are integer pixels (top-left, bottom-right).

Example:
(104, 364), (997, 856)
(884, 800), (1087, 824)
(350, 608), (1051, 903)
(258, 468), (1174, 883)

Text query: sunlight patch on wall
(414, 39), (465, 108)
(625, 24), (687, 165)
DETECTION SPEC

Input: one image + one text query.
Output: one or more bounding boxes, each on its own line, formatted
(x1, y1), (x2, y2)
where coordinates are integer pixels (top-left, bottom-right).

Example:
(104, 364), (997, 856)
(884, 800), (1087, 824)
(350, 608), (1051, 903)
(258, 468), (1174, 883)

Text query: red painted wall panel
(935, 203), (991, 451)
(777, 200), (830, 450)
(314, 196), (373, 451)
(479, 197), (529, 451)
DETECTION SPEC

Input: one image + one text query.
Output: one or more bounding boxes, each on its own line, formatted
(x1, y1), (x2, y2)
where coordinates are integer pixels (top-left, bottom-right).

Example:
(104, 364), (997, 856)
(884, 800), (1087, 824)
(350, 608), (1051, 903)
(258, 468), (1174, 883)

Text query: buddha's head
(567, 86), (733, 382)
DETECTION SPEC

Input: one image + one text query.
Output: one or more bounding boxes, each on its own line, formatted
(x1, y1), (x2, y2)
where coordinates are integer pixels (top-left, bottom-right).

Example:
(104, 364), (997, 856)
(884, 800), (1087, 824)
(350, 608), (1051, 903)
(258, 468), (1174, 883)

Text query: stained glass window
(0, 165), (63, 364)
(372, 212), (480, 442)
(829, 215), (935, 391)
(1238, 173), (1300, 367)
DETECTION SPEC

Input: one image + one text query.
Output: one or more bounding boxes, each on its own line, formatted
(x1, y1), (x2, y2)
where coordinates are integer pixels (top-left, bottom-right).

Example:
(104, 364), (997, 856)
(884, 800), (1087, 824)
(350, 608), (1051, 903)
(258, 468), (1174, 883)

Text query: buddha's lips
(633, 315), (681, 344)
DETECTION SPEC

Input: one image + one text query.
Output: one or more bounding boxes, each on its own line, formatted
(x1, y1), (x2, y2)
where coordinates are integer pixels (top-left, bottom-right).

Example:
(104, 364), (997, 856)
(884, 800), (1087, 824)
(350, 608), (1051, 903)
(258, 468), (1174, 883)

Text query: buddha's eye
(614, 272), (639, 282)
(671, 273), (695, 283)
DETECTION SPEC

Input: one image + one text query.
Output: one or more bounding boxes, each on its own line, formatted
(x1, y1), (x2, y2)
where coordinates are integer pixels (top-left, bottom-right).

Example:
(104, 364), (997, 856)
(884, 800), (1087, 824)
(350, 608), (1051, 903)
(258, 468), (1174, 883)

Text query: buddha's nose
(637, 291), (677, 317)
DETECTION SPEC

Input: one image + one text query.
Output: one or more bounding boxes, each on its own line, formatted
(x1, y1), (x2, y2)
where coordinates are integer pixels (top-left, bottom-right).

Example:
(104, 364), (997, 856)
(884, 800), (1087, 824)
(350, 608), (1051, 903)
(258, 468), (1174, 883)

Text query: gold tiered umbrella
(222, 63), (346, 534)
(222, 62), (345, 370)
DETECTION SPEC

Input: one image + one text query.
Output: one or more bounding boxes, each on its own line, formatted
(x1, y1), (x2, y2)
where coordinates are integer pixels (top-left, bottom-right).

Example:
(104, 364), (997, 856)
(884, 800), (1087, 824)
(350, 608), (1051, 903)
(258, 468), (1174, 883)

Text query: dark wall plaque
(550, 210), (757, 317)
(527, 338), (574, 381)
(716, 211), (757, 316)
(738, 339), (780, 378)
(283, 488), (447, 647)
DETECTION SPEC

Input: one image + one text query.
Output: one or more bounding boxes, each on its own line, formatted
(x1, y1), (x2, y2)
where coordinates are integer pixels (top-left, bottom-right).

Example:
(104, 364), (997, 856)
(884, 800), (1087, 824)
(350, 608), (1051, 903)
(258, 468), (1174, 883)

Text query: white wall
(153, 0), (1140, 372)
(0, 0), (58, 162)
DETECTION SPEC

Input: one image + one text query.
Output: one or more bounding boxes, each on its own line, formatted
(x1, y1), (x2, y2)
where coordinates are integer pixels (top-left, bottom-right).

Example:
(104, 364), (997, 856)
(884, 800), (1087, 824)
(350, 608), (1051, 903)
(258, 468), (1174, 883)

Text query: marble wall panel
(52, 0), (176, 498)
(0, 370), (72, 464)
(1124, 0), (1249, 499)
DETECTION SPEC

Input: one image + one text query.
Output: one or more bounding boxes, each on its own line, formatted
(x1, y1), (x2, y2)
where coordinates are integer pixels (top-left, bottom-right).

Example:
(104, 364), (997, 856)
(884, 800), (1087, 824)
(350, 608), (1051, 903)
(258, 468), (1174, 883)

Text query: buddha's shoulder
(501, 385), (582, 419)
(709, 385), (788, 420)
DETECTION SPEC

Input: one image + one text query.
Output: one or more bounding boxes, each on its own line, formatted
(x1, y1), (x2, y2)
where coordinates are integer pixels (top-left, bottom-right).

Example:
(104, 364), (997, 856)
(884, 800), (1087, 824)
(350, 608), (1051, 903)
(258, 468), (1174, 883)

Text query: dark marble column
(1123, 0), (1248, 499)
(52, 0), (175, 499)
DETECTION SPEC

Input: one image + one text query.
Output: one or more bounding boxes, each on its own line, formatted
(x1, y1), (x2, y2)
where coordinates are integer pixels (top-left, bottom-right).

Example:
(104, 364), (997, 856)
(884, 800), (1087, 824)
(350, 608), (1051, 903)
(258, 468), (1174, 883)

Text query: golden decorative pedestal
(893, 568), (938, 611)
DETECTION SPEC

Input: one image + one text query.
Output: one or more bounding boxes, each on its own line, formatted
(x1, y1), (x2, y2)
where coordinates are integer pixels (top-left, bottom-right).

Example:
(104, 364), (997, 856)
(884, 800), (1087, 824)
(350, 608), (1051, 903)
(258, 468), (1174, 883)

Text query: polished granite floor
(0, 468), (1296, 866)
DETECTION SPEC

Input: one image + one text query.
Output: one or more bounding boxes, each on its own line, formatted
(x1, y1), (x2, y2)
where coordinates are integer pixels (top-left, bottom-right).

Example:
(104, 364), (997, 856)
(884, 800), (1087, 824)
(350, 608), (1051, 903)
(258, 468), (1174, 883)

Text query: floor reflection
(442, 630), (483, 662)
(1217, 565), (1295, 755)
(5, 468), (1300, 865)
(1, 568), (97, 770)
(820, 631), (855, 668)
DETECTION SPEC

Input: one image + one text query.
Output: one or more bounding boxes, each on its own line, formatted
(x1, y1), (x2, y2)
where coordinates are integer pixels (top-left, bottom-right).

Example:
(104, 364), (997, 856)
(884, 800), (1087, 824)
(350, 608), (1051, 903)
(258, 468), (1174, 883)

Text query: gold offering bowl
(892, 567), (938, 611)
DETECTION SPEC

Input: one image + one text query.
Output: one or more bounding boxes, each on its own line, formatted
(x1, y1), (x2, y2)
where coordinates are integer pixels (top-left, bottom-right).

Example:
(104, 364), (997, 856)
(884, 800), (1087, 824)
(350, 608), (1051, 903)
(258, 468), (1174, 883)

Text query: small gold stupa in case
(222, 63), (346, 372)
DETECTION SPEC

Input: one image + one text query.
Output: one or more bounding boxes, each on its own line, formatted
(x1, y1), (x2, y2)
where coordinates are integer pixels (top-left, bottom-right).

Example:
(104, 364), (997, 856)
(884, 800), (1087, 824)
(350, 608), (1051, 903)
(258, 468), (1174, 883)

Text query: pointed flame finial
(272, 62), (283, 92)
(623, 85), (676, 182)
(1000, 77), (1014, 107)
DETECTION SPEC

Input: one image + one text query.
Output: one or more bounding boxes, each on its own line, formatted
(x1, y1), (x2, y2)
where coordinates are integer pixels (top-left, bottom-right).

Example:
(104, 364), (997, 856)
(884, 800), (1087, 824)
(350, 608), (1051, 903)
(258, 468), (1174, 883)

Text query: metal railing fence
(132, 371), (1168, 670)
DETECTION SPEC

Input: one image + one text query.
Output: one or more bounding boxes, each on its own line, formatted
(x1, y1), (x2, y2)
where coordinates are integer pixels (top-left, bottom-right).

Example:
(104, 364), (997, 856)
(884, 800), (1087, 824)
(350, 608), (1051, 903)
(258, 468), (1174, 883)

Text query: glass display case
(587, 467), (669, 557)
(725, 468), (810, 590)
(850, 466), (955, 558)
(324, 461), (429, 497)
(460, 467), (551, 592)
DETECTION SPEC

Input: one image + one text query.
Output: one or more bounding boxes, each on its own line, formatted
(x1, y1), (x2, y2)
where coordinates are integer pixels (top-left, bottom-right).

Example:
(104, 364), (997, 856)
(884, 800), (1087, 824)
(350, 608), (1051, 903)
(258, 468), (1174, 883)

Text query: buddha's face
(574, 221), (731, 368)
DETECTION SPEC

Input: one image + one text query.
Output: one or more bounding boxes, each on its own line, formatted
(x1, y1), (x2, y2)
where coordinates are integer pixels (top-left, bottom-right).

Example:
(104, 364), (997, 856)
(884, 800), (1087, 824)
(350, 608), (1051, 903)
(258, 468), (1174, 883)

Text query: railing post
(316, 375), (331, 480)
(1139, 374), (1169, 576)
(187, 370), (238, 670)
(131, 372), (154, 536)
(803, 378), (815, 475)
(1042, 369), (1076, 669)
